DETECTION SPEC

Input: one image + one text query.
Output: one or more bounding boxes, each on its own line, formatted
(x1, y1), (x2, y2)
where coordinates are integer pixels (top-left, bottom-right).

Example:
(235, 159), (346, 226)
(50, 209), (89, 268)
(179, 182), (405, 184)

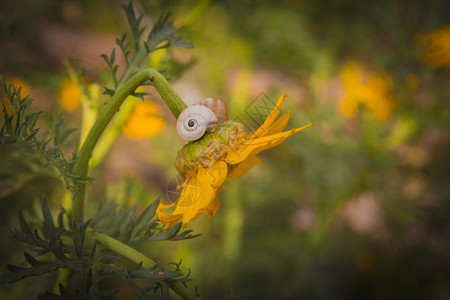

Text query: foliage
(102, 2), (193, 98)
(0, 3), (199, 299)
(2, 0), (450, 299)
(0, 77), (80, 192)
(0, 198), (195, 299)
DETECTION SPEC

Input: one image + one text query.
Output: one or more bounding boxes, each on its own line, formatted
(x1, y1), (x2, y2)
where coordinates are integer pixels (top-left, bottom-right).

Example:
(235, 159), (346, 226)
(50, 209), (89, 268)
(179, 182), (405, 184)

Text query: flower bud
(175, 121), (246, 178)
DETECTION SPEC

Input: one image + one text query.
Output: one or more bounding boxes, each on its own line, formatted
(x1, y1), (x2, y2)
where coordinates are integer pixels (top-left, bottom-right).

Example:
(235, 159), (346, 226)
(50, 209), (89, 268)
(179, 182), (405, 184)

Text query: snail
(200, 98), (229, 124)
(176, 98), (229, 141)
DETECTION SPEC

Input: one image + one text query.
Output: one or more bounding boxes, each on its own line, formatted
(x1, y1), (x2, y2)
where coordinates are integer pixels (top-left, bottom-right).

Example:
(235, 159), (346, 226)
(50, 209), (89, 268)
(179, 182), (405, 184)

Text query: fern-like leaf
(0, 76), (81, 191)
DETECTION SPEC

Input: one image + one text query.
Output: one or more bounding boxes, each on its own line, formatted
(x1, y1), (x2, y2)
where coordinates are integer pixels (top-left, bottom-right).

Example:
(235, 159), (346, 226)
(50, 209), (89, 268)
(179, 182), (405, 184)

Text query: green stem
(72, 68), (187, 223)
(80, 84), (100, 148)
(88, 229), (156, 266)
(170, 281), (198, 300)
(89, 96), (139, 170)
(87, 229), (198, 300)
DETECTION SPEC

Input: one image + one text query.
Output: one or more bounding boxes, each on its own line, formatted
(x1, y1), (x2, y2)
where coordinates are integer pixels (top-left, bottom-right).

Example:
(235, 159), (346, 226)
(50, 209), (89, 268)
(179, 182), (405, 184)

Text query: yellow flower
(122, 101), (165, 138)
(338, 62), (396, 123)
(59, 78), (82, 111)
(421, 25), (450, 69)
(157, 94), (313, 228)
(1, 76), (31, 121)
(2, 76), (31, 99)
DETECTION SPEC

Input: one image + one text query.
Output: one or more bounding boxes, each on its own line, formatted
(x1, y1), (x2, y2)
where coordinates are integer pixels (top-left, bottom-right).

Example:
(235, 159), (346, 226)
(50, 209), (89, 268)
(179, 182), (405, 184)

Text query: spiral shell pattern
(176, 105), (218, 141)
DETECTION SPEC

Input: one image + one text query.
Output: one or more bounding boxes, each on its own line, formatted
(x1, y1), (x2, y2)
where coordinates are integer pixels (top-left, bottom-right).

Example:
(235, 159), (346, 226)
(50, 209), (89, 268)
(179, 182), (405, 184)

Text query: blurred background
(1, 0), (450, 299)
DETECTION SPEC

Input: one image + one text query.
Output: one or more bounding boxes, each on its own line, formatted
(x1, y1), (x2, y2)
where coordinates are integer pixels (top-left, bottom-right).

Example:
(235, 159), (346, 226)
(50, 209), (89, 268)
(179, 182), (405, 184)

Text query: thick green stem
(151, 71), (187, 118)
(170, 281), (198, 300)
(89, 96), (139, 170)
(87, 229), (198, 300)
(87, 229), (156, 266)
(72, 68), (187, 223)
(80, 84), (101, 148)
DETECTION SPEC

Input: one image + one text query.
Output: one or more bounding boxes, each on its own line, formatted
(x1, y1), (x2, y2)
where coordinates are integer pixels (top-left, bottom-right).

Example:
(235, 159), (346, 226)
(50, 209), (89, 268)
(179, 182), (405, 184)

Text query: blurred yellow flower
(421, 25), (450, 69)
(1, 76), (31, 118)
(122, 101), (165, 138)
(157, 94), (313, 228)
(59, 78), (82, 111)
(3, 76), (31, 98)
(339, 62), (396, 122)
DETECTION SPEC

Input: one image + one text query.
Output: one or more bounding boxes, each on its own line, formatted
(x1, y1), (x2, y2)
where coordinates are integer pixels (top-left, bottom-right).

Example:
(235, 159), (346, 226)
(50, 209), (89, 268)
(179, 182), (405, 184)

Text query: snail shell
(200, 98), (229, 124)
(176, 105), (218, 141)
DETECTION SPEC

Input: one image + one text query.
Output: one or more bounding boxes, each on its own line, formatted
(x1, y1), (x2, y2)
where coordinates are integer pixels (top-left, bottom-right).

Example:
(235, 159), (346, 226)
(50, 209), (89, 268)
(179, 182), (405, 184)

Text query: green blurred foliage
(1, 0), (450, 299)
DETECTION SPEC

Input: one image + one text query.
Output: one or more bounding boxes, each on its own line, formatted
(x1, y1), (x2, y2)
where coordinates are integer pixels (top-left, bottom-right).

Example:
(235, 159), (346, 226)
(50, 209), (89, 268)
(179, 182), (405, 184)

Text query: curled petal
(226, 123), (313, 165)
(228, 155), (261, 179)
(251, 94), (287, 139)
(260, 111), (292, 137)
(200, 196), (221, 217)
(159, 161), (228, 227)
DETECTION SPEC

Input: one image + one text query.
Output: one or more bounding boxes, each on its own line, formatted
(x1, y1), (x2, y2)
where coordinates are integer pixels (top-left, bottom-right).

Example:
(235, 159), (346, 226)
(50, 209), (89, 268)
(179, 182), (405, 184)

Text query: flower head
(420, 25), (450, 69)
(338, 62), (396, 123)
(157, 94), (313, 228)
(59, 78), (82, 111)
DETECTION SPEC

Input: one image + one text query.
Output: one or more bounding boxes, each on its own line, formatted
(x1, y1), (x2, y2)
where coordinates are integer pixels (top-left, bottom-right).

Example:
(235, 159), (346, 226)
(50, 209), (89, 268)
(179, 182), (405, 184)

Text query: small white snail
(176, 98), (229, 141)
(176, 104), (218, 141)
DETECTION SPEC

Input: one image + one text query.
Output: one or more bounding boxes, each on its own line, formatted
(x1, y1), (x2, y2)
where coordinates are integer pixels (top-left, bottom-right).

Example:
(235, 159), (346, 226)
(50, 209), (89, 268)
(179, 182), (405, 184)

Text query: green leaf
(0, 261), (59, 284)
(119, 205), (137, 236)
(100, 54), (112, 69)
(42, 197), (56, 240)
(103, 87), (115, 96)
(31, 229), (49, 249)
(90, 202), (117, 227)
(168, 259), (182, 272)
(132, 92), (150, 100)
(130, 199), (159, 239)
(145, 223), (182, 242)
(18, 210), (32, 235)
(171, 230), (201, 241)
(171, 39), (194, 49)
(129, 269), (183, 280)
(58, 128), (77, 146)
(73, 219), (91, 259)
(121, 2), (143, 51)
(57, 209), (65, 230)
(24, 252), (40, 266)
(110, 48), (116, 65)
(116, 33), (130, 64)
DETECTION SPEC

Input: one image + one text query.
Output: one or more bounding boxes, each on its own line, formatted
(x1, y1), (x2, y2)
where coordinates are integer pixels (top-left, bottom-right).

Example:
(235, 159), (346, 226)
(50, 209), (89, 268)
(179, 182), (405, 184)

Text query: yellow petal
(248, 123), (313, 154)
(226, 123), (313, 164)
(161, 161), (228, 227)
(260, 111), (292, 137)
(157, 211), (182, 225)
(251, 94), (286, 139)
(157, 201), (177, 211)
(228, 155), (261, 178)
(200, 196), (221, 217)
